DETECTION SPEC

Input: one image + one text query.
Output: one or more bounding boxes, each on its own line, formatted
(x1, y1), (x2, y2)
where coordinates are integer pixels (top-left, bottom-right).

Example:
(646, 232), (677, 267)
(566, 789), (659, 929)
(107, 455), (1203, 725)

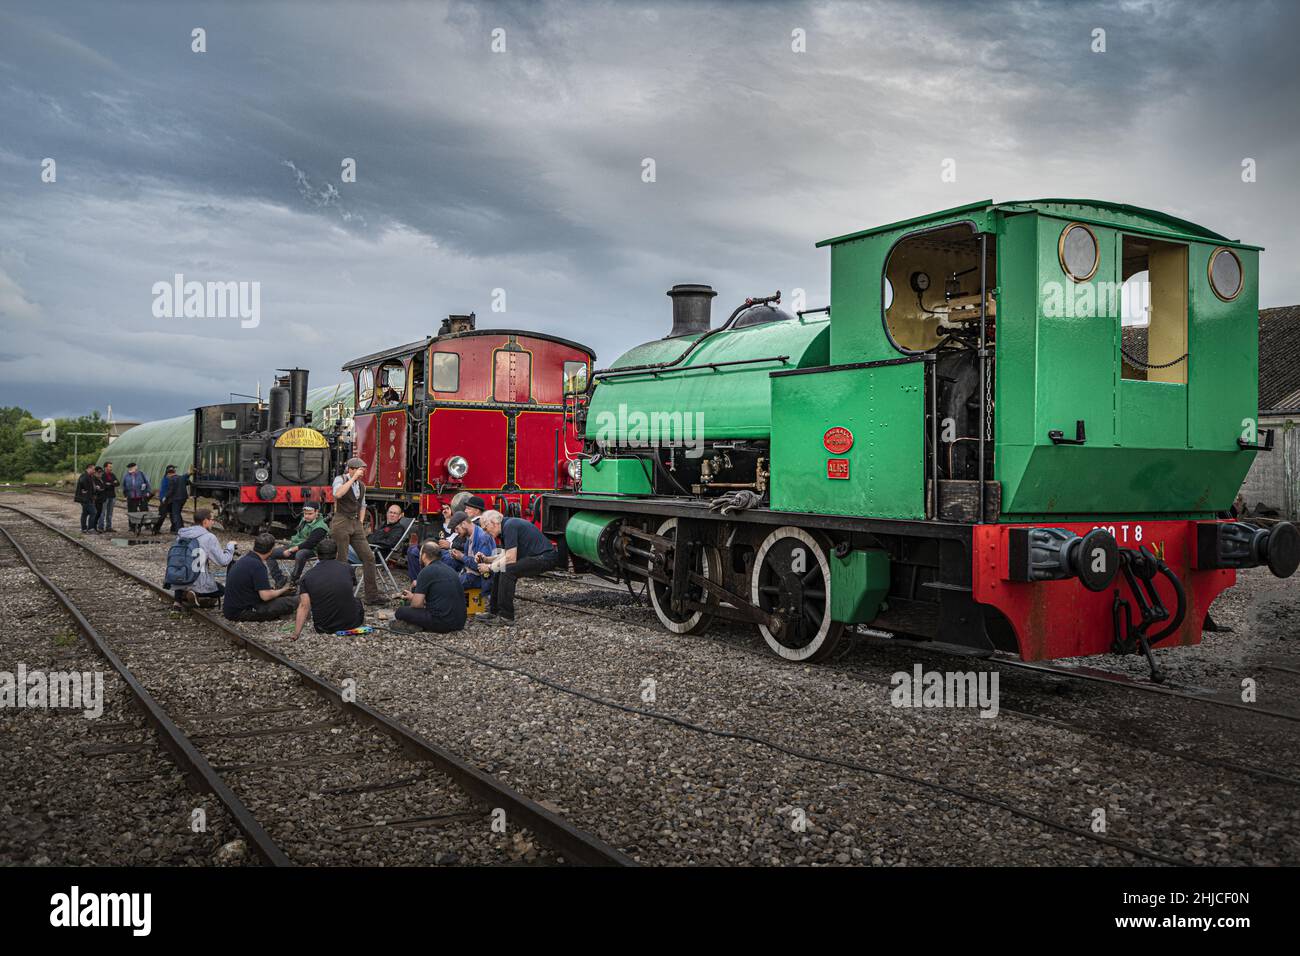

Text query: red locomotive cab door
(377, 409), (408, 490)
(352, 413), (380, 487)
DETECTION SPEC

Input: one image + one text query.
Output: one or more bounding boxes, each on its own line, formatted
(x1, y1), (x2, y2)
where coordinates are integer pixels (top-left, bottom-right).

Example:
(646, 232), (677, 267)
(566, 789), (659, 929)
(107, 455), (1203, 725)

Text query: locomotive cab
(343, 315), (594, 530)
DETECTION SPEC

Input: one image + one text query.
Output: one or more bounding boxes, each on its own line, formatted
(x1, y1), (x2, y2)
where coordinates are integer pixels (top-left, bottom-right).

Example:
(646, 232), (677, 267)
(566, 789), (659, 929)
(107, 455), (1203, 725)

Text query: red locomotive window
(493, 350), (531, 403)
(563, 360), (588, 394)
(432, 352), (459, 392)
(376, 361), (406, 406)
(356, 367), (374, 408)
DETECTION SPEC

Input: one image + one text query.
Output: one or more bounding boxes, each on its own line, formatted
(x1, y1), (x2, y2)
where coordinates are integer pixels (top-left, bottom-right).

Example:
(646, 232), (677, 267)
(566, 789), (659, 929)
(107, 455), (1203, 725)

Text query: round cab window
(1209, 247), (1243, 301)
(1059, 223), (1099, 282)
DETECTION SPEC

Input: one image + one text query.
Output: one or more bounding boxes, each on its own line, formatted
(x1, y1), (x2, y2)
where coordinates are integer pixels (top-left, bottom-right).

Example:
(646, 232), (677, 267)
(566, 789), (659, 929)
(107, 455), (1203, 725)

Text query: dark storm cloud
(0, 0), (1297, 421)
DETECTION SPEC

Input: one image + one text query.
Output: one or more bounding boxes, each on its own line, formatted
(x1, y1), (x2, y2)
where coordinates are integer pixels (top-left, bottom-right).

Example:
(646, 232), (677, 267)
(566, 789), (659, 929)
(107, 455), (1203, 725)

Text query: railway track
(414, 619), (1195, 864)
(531, 573), (1300, 789)
(549, 571), (1300, 722)
(0, 504), (634, 867)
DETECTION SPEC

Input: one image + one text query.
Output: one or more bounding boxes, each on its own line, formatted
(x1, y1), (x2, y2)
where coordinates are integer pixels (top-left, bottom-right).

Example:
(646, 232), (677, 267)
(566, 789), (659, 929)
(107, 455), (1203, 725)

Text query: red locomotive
(342, 313), (593, 530)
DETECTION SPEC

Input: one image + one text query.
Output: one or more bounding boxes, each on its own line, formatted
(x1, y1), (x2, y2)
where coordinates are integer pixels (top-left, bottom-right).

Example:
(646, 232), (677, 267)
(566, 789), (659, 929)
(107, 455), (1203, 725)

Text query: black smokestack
(667, 284), (716, 338)
(268, 386), (290, 432)
(284, 368), (310, 427)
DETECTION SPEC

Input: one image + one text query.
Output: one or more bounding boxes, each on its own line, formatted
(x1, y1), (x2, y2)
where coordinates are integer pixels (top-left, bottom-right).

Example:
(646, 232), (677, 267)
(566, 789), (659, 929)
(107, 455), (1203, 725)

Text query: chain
(984, 353), (994, 443)
(1121, 347), (1188, 371)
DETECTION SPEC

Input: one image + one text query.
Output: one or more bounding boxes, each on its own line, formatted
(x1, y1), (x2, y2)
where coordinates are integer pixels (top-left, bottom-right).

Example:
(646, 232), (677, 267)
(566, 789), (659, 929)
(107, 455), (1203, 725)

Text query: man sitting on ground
(292, 538), (363, 640)
(393, 541), (467, 633)
(168, 508), (237, 609)
(474, 510), (560, 627)
(270, 503), (330, 585)
(409, 495), (488, 581)
(223, 532), (298, 622)
(442, 510), (494, 589)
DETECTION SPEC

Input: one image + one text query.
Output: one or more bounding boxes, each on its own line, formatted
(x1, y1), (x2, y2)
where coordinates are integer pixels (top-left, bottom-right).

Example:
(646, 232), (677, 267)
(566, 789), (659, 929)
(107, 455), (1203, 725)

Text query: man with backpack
(73, 463), (100, 534)
(165, 508), (236, 610)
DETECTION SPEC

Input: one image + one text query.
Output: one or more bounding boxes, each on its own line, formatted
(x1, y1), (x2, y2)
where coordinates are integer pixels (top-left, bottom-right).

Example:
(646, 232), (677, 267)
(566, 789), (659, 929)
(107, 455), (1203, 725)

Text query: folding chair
(352, 522), (412, 597)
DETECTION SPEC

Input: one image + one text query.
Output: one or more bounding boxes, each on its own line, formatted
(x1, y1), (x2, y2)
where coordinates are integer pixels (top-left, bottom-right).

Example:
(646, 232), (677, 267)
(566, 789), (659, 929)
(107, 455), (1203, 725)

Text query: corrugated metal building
(1240, 305), (1300, 519)
(96, 383), (353, 491)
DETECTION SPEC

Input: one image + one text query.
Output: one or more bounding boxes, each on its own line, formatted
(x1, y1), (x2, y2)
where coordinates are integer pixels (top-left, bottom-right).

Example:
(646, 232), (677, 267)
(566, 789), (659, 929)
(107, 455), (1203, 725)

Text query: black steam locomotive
(192, 368), (348, 532)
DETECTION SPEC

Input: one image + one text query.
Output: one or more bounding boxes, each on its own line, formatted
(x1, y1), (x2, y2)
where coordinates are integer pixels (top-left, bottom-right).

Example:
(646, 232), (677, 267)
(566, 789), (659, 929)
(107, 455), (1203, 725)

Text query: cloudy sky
(1, 0), (1297, 421)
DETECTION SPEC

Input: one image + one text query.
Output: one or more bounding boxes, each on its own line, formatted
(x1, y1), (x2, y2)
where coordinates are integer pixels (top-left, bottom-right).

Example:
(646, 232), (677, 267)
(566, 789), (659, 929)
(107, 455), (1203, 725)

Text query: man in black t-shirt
(393, 541), (467, 633)
(293, 538), (362, 639)
(474, 510), (559, 626)
(223, 533), (297, 621)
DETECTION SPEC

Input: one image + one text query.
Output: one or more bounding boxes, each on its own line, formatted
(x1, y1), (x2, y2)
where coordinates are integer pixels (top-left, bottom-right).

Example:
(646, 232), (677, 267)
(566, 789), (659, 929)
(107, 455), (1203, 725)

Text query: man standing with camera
(331, 457), (382, 606)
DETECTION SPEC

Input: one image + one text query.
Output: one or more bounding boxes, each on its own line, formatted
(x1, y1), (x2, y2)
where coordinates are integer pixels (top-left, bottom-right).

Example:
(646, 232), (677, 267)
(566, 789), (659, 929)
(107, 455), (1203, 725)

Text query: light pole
(69, 431), (111, 474)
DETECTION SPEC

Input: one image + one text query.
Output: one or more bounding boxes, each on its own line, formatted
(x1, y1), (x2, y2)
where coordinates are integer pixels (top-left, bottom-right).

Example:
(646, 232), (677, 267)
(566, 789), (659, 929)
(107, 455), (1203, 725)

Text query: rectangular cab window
(563, 360), (588, 394)
(1120, 236), (1188, 385)
(432, 352), (459, 392)
(494, 350), (531, 403)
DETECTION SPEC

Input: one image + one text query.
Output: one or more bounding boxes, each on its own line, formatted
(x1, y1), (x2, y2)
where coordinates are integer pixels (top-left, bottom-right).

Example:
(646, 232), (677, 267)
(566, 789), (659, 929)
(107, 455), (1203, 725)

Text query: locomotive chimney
(268, 385), (290, 432)
(283, 368), (310, 427)
(666, 284), (716, 338)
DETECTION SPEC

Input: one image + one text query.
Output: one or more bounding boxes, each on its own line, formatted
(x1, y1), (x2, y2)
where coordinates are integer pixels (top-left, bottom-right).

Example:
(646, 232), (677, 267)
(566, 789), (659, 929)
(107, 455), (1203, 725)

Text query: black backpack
(164, 536), (202, 588)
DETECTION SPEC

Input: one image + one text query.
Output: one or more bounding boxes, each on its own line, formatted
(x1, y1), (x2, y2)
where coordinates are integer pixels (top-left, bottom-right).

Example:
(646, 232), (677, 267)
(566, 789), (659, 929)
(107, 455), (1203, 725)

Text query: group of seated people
(166, 492), (559, 638)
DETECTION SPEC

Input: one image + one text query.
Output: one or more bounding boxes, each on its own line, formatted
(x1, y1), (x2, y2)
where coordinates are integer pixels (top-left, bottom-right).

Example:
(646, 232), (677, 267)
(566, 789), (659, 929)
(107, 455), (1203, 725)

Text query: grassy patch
(23, 472), (76, 486)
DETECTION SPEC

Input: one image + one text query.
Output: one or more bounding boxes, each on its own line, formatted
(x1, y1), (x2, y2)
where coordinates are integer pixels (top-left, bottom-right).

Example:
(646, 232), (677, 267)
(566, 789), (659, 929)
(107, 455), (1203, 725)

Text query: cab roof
(815, 198), (1258, 250)
(342, 328), (595, 371)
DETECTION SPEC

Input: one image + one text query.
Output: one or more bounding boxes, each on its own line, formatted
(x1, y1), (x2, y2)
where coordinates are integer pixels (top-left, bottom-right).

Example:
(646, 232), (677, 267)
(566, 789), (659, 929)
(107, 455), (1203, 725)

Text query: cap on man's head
(346, 457), (366, 469)
(449, 511), (469, 528)
(302, 503), (318, 513)
(465, 495), (487, 511)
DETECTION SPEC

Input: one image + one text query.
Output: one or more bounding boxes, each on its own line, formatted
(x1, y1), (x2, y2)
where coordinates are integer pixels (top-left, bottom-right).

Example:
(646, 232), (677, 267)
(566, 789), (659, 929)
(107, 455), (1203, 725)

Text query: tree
(0, 406), (35, 481)
(0, 407), (111, 480)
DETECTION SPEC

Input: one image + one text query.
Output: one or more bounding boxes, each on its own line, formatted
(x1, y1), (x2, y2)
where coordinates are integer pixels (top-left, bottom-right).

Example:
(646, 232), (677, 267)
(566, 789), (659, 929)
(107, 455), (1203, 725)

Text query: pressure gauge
(909, 271), (931, 294)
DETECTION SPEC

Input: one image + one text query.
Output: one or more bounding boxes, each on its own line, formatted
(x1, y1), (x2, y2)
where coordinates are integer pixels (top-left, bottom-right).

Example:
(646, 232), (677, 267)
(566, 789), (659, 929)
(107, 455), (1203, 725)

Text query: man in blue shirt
(122, 462), (153, 532)
(393, 541), (467, 633)
(440, 511), (494, 589)
(159, 464), (189, 533)
(223, 533), (298, 622)
(474, 510), (559, 627)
